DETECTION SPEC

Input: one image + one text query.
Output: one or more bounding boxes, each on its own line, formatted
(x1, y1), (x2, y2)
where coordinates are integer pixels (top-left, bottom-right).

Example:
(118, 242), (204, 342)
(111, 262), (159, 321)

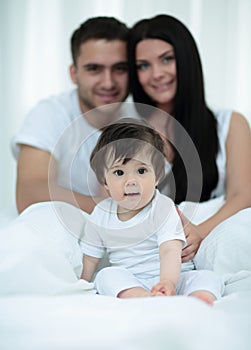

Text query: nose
(152, 64), (164, 79)
(102, 69), (115, 89)
(125, 176), (137, 187)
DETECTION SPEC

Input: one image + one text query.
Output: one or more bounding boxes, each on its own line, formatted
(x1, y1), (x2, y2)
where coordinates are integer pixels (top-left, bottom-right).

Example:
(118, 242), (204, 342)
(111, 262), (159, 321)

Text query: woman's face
(135, 39), (177, 112)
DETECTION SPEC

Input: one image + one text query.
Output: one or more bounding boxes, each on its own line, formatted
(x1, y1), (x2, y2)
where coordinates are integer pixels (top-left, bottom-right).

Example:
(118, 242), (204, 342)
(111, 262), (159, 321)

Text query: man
(12, 17), (134, 214)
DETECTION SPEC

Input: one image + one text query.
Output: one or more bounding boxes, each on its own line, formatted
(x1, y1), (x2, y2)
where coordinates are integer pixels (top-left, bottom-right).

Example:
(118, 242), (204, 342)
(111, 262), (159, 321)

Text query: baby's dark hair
(90, 118), (166, 185)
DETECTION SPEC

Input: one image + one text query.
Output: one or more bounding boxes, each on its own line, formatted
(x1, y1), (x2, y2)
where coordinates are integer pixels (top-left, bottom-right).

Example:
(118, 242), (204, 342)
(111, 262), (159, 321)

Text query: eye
(136, 62), (149, 71)
(84, 64), (102, 74)
(138, 167), (147, 174)
(162, 55), (175, 64)
(114, 169), (124, 176)
(113, 63), (128, 74)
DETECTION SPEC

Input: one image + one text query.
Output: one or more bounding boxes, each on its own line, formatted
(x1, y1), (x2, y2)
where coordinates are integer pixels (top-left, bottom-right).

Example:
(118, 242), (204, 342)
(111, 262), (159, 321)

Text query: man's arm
(16, 145), (102, 213)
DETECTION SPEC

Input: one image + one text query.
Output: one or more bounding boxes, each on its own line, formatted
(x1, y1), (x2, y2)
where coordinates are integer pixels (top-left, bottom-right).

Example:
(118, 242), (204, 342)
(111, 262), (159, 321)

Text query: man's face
(70, 39), (129, 114)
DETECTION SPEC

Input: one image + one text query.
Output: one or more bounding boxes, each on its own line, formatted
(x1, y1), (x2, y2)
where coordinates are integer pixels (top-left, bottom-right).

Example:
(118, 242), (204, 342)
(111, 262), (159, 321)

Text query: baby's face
(104, 154), (157, 217)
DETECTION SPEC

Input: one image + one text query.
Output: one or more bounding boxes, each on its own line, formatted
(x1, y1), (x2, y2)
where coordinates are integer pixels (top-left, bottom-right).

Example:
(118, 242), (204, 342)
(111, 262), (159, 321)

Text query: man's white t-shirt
(11, 89), (140, 196)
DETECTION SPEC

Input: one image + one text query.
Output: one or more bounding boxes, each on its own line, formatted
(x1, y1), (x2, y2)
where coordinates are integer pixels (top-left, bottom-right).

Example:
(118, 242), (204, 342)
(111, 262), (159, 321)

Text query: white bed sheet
(0, 292), (250, 350)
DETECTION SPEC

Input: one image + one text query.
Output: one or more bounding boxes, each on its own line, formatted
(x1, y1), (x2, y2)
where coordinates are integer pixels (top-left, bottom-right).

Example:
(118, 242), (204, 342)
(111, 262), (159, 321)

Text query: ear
(104, 183), (111, 196)
(69, 64), (77, 84)
(98, 184), (109, 197)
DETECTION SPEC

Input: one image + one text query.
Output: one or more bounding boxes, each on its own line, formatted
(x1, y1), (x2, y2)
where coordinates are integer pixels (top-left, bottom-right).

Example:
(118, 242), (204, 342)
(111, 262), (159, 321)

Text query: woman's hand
(176, 208), (203, 262)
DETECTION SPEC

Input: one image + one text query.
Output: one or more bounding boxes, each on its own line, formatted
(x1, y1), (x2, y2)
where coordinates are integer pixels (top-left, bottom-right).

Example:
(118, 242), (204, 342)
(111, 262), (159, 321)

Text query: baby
(80, 119), (224, 304)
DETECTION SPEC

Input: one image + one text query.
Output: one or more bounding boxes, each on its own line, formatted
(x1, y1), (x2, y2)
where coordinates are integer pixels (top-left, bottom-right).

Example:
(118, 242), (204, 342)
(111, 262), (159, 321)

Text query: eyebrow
(109, 160), (149, 170)
(158, 49), (174, 59)
(136, 49), (174, 62)
(110, 163), (122, 169)
(83, 61), (128, 69)
(82, 63), (103, 69)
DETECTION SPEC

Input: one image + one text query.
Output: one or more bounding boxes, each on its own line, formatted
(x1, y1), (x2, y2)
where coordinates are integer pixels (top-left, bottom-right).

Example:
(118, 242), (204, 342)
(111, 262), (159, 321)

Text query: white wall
(1, 0), (250, 211)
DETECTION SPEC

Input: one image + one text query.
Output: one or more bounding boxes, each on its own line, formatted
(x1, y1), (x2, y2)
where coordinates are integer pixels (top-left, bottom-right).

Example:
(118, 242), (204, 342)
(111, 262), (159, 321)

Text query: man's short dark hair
(71, 16), (129, 65)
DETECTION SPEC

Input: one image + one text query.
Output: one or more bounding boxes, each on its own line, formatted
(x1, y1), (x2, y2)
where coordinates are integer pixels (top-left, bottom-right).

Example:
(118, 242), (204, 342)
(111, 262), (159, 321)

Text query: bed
(0, 200), (251, 350)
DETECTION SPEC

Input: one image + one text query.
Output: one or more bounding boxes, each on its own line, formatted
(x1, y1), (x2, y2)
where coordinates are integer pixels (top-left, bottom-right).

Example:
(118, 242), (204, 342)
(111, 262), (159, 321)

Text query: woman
(128, 14), (251, 263)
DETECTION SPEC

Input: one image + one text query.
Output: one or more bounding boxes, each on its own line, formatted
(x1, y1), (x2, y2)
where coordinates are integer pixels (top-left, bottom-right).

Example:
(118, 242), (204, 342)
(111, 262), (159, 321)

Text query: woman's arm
(181, 112), (251, 262)
(198, 112), (251, 234)
(151, 240), (182, 296)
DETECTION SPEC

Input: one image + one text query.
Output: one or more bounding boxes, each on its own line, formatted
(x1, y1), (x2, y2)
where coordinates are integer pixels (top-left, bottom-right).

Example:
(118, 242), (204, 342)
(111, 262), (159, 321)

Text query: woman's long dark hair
(128, 14), (219, 203)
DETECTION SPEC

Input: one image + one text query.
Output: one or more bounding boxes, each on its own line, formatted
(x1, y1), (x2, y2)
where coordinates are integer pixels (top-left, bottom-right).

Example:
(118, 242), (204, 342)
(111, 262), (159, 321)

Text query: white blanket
(0, 292), (250, 350)
(0, 200), (251, 350)
(179, 197), (251, 295)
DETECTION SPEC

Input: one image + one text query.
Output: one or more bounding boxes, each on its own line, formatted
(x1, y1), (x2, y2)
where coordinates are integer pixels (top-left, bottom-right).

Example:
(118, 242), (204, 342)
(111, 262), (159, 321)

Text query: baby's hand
(151, 280), (176, 296)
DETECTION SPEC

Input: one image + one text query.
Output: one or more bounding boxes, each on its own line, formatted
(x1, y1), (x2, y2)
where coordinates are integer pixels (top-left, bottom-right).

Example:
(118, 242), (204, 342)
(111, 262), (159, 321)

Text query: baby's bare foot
(118, 287), (151, 298)
(151, 291), (166, 297)
(190, 290), (216, 306)
(196, 295), (214, 305)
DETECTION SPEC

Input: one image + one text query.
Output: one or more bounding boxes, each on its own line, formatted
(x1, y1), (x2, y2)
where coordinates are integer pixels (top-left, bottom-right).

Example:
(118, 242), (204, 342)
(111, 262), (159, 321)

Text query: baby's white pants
(95, 266), (224, 299)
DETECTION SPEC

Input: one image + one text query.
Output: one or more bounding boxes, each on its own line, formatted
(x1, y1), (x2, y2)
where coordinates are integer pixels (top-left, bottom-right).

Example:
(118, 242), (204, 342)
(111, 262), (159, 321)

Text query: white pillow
(0, 201), (95, 295)
(194, 208), (251, 287)
(178, 196), (225, 225)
